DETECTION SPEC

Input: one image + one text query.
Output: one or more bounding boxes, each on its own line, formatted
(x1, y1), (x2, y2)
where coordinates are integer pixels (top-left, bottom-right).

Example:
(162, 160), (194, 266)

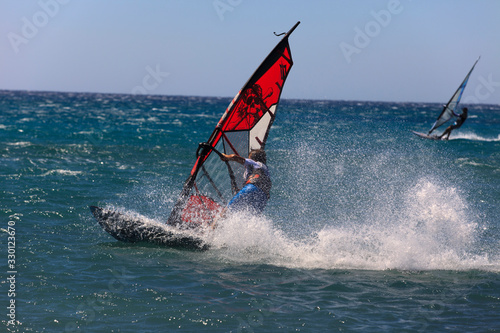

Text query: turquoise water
(1, 90), (499, 332)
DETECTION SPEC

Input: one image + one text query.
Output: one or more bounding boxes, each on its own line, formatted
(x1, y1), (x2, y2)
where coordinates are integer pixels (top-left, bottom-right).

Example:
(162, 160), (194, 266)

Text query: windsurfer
(220, 149), (271, 214)
(439, 107), (468, 140)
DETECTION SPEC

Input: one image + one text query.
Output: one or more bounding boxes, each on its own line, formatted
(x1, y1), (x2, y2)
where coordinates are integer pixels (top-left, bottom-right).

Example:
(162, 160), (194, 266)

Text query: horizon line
(0, 88), (498, 107)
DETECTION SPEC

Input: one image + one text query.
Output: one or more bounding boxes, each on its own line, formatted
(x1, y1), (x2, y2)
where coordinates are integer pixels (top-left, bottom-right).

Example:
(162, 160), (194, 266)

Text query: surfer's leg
(439, 126), (451, 139)
(227, 184), (267, 213)
(249, 188), (267, 213)
(443, 123), (459, 140)
(227, 184), (254, 212)
(211, 188), (253, 227)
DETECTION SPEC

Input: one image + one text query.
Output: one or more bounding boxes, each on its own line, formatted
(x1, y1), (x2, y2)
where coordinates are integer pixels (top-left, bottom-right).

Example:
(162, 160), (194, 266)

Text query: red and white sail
(168, 22), (300, 227)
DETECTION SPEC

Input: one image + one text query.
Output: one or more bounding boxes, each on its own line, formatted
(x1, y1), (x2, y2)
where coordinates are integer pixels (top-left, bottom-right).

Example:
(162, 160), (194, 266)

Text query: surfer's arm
(220, 153), (245, 165)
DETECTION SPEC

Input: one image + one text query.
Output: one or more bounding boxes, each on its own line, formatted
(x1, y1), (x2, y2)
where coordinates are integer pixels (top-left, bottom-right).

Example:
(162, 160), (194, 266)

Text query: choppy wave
(3, 92), (499, 332)
(5, 141), (32, 147)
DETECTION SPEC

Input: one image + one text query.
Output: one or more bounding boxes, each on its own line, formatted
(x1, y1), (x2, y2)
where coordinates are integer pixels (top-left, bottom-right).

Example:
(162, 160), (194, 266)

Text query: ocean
(1, 90), (499, 332)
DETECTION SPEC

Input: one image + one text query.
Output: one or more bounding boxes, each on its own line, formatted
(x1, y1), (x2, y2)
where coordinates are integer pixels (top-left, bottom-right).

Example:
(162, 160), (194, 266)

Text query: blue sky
(1, 0), (499, 104)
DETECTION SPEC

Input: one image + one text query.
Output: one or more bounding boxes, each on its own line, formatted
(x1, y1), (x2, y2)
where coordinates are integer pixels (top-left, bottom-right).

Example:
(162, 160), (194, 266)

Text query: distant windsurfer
(220, 149), (271, 214)
(439, 107), (468, 140)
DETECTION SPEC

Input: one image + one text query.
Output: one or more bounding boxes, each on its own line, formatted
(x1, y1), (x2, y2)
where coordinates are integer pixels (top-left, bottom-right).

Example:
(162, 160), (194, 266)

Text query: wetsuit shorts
(227, 184), (268, 214)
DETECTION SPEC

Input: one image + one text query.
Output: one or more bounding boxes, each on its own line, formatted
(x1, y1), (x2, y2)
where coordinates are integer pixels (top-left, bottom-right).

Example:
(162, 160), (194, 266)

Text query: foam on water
(450, 132), (500, 142)
(40, 169), (84, 177)
(207, 179), (499, 272)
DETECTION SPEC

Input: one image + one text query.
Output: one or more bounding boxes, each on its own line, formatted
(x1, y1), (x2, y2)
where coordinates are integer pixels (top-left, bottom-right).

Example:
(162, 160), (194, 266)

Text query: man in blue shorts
(220, 149), (271, 214)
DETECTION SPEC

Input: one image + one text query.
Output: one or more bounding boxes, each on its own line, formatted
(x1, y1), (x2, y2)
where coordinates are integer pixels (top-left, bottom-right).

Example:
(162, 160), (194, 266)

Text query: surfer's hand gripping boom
(219, 153), (245, 165)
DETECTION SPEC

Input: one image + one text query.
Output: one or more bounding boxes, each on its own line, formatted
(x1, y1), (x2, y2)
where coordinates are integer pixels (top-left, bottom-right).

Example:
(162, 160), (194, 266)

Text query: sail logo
(274, 63), (289, 92)
(7, 0), (71, 54)
(340, 0), (405, 64)
(280, 64), (288, 81)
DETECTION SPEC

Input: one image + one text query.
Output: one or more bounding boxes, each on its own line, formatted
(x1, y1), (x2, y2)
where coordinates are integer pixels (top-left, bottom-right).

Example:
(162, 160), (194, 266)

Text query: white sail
(428, 57), (480, 134)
